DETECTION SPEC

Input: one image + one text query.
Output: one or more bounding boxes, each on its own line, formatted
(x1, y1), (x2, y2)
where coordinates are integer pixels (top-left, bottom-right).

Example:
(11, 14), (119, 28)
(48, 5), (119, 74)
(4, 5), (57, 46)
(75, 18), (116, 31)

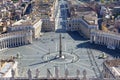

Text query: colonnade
(90, 30), (120, 49)
(0, 30), (32, 51)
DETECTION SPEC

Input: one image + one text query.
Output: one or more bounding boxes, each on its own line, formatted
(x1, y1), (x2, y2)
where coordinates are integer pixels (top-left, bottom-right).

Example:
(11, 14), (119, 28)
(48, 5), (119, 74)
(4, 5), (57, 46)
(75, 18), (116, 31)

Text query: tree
(101, 0), (105, 3)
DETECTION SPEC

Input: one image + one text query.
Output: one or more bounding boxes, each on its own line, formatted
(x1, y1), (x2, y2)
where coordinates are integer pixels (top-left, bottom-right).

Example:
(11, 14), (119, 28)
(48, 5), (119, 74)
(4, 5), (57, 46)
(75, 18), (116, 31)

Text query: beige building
(66, 18), (97, 38)
(41, 18), (55, 32)
(32, 19), (42, 38)
(68, 0), (98, 25)
(65, 1), (98, 39)
(7, 19), (42, 39)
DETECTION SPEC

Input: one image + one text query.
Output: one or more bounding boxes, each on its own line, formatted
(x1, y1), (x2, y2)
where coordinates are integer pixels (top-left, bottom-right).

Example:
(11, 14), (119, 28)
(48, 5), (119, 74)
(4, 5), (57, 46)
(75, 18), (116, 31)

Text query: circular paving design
(42, 51), (79, 64)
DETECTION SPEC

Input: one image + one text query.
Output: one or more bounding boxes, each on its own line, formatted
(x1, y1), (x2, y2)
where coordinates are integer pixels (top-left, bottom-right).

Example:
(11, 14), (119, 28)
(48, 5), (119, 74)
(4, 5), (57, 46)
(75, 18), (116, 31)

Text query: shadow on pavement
(76, 42), (120, 58)
(67, 31), (88, 41)
(29, 57), (59, 66)
(55, 29), (66, 33)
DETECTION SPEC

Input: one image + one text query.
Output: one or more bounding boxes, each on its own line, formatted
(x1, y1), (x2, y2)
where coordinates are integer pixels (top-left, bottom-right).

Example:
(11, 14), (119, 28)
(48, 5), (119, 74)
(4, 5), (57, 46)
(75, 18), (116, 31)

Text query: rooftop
(68, 0), (97, 25)
(0, 58), (16, 77)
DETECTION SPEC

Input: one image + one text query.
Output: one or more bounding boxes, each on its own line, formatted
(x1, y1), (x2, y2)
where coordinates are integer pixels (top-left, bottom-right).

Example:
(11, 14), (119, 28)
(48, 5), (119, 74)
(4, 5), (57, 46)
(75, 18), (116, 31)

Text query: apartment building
(7, 19), (42, 39)
(65, 1), (98, 38)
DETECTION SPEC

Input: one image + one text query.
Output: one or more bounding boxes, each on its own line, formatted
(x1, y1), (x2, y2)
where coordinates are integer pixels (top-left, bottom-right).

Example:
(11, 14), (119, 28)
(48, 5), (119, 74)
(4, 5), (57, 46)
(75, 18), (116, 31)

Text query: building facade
(7, 19), (42, 39)
(66, 18), (98, 38)
(32, 19), (42, 38)
(41, 18), (55, 32)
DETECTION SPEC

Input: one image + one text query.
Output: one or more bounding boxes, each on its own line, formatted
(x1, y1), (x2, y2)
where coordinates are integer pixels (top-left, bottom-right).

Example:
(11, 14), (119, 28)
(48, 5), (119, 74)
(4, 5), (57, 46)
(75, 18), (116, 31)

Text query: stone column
(101, 35), (103, 45)
(102, 36), (104, 45)
(112, 39), (115, 48)
(10, 38), (12, 47)
(17, 37), (19, 46)
(119, 40), (120, 48)
(111, 39), (114, 48)
(3, 40), (5, 49)
(1, 37), (3, 50)
(15, 38), (16, 47)
(98, 35), (100, 44)
(30, 35), (32, 44)
(23, 36), (25, 45)
(24, 36), (26, 45)
(117, 40), (119, 48)
(5, 39), (7, 48)
(90, 35), (93, 43)
(94, 35), (97, 44)
(15, 38), (17, 46)
(9, 38), (11, 47)
(12, 38), (14, 47)
(4, 39), (6, 49)
(108, 37), (111, 47)
(106, 37), (109, 45)
(19, 37), (21, 45)
(12, 38), (15, 47)
(16, 37), (18, 46)
(96, 35), (98, 44)
(20, 37), (22, 45)
(93, 34), (96, 42)
(0, 40), (2, 51)
(21, 37), (23, 45)
(7, 39), (9, 48)
(103, 36), (106, 45)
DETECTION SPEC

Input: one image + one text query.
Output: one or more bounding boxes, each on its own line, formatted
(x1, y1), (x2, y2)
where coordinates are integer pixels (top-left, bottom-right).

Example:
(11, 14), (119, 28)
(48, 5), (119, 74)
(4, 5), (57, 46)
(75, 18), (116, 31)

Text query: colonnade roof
(0, 30), (30, 38)
(92, 30), (120, 40)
